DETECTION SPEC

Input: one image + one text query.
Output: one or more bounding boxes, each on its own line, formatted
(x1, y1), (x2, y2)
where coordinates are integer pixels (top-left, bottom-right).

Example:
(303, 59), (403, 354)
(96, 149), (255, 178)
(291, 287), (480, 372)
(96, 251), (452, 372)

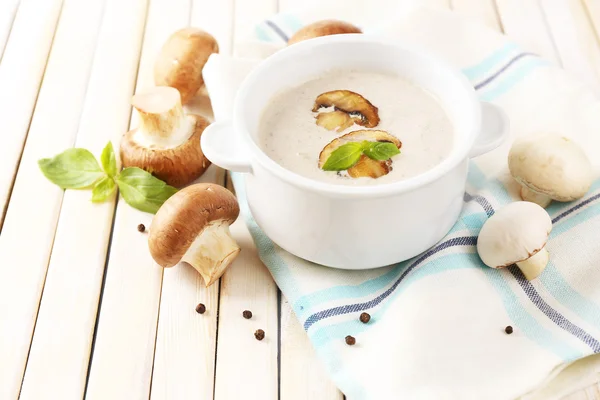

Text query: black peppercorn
(242, 310), (253, 319)
(345, 335), (356, 345)
(359, 312), (371, 323)
(137, 223), (145, 232)
(505, 325), (513, 334)
(254, 329), (265, 341)
(195, 303), (206, 314)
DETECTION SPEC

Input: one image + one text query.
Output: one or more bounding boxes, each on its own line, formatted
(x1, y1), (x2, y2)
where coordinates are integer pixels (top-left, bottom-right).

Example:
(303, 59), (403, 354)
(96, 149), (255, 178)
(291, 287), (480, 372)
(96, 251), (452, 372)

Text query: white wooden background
(1, 0), (600, 399)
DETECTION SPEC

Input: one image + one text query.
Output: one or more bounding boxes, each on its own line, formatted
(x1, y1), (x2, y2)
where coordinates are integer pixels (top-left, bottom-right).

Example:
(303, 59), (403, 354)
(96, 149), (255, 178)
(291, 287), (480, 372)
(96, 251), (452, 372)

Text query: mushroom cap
(313, 90), (379, 128)
(120, 113), (211, 187)
(477, 201), (552, 269)
(508, 134), (593, 202)
(154, 28), (219, 104)
(287, 20), (362, 45)
(148, 183), (240, 268)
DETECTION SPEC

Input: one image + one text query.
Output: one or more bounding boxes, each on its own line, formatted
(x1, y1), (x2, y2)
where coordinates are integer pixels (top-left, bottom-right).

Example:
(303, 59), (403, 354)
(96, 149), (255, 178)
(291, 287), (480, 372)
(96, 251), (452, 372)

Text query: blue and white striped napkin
(204, 3), (600, 399)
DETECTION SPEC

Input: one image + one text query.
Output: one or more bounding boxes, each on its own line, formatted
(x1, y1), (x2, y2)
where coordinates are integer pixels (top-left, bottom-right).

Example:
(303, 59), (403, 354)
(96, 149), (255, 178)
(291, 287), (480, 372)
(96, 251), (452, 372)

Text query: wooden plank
(450, 0), (502, 32)
(232, 0), (277, 56)
(421, 0), (451, 9)
(551, 382), (600, 400)
(0, 0), (106, 398)
(540, 0), (600, 92)
(494, 0), (560, 62)
(84, 1), (193, 399)
(190, 0), (234, 57)
(0, 0), (62, 226)
(213, 180), (279, 400)
(149, 1), (232, 397)
(583, 0), (600, 40)
(581, 385), (600, 400)
(277, 0), (298, 13)
(17, 1), (148, 399)
(212, 3), (280, 399)
(217, 0), (281, 394)
(0, 0), (20, 60)
(149, 169), (223, 400)
(280, 298), (343, 400)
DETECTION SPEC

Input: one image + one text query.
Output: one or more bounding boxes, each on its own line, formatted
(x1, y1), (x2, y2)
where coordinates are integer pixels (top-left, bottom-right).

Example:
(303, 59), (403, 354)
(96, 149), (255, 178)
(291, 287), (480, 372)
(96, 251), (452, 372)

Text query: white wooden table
(1, 0), (600, 399)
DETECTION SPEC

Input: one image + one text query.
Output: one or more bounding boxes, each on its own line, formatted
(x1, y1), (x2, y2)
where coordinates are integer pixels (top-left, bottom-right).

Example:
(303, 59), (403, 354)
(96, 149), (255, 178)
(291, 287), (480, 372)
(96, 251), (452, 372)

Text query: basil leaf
(91, 176), (116, 202)
(38, 148), (105, 189)
(115, 167), (178, 214)
(362, 141), (400, 161)
(322, 142), (364, 171)
(100, 141), (117, 177)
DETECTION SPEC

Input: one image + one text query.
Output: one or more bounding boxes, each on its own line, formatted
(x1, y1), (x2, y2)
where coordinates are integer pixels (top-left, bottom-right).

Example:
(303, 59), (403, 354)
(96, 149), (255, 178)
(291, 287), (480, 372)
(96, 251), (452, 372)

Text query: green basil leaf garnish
(115, 167), (178, 214)
(321, 142), (364, 171)
(38, 148), (105, 189)
(322, 140), (400, 172)
(361, 141), (400, 161)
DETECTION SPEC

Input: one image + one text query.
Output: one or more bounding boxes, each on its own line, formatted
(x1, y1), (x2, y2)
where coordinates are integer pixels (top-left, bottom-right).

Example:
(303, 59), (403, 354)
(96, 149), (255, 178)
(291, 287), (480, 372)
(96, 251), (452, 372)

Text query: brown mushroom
(154, 28), (219, 104)
(120, 86), (211, 187)
(313, 90), (380, 130)
(315, 110), (355, 132)
(319, 130), (401, 178)
(347, 154), (391, 179)
(288, 20), (362, 45)
(148, 183), (240, 287)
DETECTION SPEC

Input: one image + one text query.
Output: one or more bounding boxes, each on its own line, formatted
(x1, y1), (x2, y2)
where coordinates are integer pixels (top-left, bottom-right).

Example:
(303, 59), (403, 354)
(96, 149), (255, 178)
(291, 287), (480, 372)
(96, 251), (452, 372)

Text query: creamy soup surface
(257, 70), (454, 186)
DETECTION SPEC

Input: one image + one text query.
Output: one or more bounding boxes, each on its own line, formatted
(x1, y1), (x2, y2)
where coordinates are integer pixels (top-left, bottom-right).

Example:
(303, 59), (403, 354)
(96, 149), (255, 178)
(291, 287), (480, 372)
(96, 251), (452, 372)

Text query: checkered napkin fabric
(202, 3), (600, 399)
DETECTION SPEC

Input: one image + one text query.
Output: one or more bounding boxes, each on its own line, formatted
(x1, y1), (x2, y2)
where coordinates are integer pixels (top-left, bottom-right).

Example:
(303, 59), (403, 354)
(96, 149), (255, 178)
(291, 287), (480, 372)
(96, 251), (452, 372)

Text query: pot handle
(469, 102), (509, 158)
(201, 121), (253, 173)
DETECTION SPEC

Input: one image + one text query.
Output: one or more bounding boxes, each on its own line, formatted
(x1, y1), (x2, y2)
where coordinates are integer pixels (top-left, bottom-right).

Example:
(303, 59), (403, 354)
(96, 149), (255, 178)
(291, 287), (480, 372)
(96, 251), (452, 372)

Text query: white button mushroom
(508, 134), (593, 208)
(154, 28), (219, 104)
(477, 201), (552, 281)
(148, 183), (240, 287)
(120, 86), (211, 187)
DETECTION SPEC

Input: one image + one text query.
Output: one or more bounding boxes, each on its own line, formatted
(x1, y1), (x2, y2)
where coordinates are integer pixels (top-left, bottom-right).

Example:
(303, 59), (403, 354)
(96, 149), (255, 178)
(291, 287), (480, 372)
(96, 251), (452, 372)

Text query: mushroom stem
(520, 186), (552, 208)
(132, 86), (194, 149)
(515, 247), (549, 280)
(181, 220), (240, 286)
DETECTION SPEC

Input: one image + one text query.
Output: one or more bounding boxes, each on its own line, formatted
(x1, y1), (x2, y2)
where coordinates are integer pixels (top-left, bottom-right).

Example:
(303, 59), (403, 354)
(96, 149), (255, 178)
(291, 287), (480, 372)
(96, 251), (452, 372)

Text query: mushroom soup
(258, 70), (454, 186)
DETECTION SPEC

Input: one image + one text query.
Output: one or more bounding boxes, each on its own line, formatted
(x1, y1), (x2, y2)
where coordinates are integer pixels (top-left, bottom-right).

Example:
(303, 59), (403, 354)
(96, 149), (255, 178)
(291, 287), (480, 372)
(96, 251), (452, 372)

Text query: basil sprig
(322, 140), (400, 171)
(39, 142), (177, 214)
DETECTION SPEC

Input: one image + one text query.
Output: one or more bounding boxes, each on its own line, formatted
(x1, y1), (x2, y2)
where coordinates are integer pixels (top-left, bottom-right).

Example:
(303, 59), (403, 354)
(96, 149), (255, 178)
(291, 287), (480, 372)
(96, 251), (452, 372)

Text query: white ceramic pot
(201, 35), (508, 270)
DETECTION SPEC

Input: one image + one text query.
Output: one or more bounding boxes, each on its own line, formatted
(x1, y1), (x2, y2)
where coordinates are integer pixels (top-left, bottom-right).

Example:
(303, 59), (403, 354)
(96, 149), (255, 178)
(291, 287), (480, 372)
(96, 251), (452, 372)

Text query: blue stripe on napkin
(462, 42), (520, 80)
(303, 236), (478, 330)
(473, 52), (536, 90)
(510, 266), (600, 353)
(265, 20), (289, 42)
(541, 261), (600, 334)
(306, 251), (585, 359)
